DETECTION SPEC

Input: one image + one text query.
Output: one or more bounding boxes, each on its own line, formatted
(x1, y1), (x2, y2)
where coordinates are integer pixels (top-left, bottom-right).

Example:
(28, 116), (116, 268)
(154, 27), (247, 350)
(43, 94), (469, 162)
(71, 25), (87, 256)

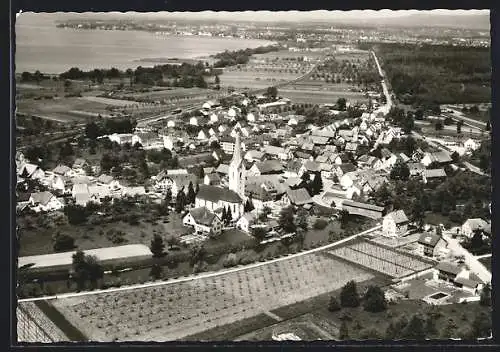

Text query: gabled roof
(72, 183), (89, 194)
(286, 188), (312, 205)
(418, 232), (443, 247)
(463, 218), (489, 232)
(263, 145), (287, 156)
(436, 261), (462, 275)
(30, 191), (55, 206)
(253, 160), (283, 174)
(310, 136), (330, 145)
(245, 150), (265, 160)
(205, 173), (221, 183)
(338, 163), (357, 173)
(425, 151), (453, 164)
(302, 160), (320, 172)
(345, 142), (359, 152)
(197, 185), (242, 204)
(53, 164), (72, 175)
(188, 207), (220, 227)
(286, 160), (303, 173)
(385, 209), (409, 224)
(342, 200), (384, 212)
(97, 174), (114, 184)
(454, 276), (482, 288)
(72, 158), (87, 168)
(169, 173), (198, 189)
(423, 169), (447, 178)
(315, 155), (330, 163)
(216, 164), (229, 174)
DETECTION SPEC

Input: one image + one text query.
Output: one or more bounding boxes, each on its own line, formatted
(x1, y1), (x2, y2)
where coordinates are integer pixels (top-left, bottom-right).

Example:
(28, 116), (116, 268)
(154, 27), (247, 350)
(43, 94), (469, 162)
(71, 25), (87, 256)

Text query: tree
(310, 172), (323, 195)
(252, 226), (267, 241)
(363, 286), (387, 312)
(175, 189), (186, 213)
(225, 206), (233, 225)
(189, 244), (206, 266)
(264, 86), (278, 100)
(439, 318), (457, 339)
(410, 199), (425, 229)
(401, 314), (426, 340)
(279, 206), (296, 233)
(53, 233), (76, 252)
(85, 122), (101, 140)
(435, 121), (444, 131)
(150, 264), (163, 280)
(166, 235), (180, 250)
(390, 160), (410, 181)
(338, 209), (350, 229)
(340, 280), (360, 308)
(479, 283), (491, 306)
(186, 181), (196, 205)
(403, 116), (415, 134)
(328, 296), (341, 312)
(336, 98), (347, 111)
(385, 314), (408, 339)
(150, 234), (165, 258)
(85, 255), (104, 288)
(339, 321), (349, 340)
(295, 209), (309, 232)
(64, 205), (88, 225)
(415, 109), (424, 120)
(456, 120), (463, 134)
(451, 151), (460, 163)
(71, 250), (88, 291)
(244, 197), (255, 213)
(165, 188), (173, 206)
(485, 120), (491, 131)
(221, 207), (227, 224)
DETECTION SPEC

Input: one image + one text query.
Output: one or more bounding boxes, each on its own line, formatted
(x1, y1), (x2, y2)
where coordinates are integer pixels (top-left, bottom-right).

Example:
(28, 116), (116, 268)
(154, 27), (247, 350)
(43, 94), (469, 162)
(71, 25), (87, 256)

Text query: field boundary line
(18, 225), (382, 303)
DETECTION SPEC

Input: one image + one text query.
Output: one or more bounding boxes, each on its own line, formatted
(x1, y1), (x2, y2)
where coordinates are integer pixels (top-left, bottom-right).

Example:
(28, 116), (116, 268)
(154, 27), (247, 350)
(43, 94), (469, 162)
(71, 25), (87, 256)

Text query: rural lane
(18, 225), (381, 303)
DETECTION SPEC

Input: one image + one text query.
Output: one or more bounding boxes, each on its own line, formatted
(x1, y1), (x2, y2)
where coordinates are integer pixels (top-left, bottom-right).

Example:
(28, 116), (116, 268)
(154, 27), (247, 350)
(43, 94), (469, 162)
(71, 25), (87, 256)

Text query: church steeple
(230, 130), (242, 167)
(228, 131), (245, 198)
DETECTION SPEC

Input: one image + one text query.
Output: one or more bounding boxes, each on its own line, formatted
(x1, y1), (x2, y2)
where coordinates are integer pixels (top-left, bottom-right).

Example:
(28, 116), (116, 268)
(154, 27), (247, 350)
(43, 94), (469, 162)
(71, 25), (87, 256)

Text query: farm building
(422, 168), (447, 184)
(421, 151), (453, 167)
(28, 191), (64, 213)
(249, 160), (284, 176)
(342, 200), (384, 219)
(382, 210), (409, 237)
(280, 188), (312, 207)
(183, 207), (223, 236)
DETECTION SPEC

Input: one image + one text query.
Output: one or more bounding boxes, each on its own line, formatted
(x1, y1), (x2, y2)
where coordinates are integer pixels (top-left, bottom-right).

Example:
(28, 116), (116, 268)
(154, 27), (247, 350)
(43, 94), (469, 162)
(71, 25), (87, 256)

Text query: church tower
(228, 131), (245, 198)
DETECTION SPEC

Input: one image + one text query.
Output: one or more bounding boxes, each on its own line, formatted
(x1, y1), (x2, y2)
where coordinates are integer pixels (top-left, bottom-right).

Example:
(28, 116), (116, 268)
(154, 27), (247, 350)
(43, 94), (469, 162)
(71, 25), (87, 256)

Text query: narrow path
(475, 253), (492, 259)
(18, 225), (381, 303)
(263, 310), (283, 322)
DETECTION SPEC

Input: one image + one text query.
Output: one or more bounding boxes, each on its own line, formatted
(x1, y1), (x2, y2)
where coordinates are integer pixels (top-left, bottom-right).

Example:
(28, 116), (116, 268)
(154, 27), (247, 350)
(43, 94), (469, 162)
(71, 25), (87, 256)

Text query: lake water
(15, 14), (273, 74)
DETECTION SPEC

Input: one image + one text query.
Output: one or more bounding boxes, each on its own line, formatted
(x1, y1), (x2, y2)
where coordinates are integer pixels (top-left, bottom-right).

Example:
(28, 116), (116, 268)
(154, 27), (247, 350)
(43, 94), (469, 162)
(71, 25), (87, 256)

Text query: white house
(463, 138), (479, 152)
(263, 145), (292, 161)
(421, 151), (453, 167)
(197, 129), (210, 141)
(28, 191), (64, 212)
(236, 212), (258, 233)
(108, 133), (134, 145)
(382, 210), (409, 237)
(247, 113), (257, 122)
(189, 116), (199, 126)
(183, 207), (223, 236)
(461, 218), (490, 238)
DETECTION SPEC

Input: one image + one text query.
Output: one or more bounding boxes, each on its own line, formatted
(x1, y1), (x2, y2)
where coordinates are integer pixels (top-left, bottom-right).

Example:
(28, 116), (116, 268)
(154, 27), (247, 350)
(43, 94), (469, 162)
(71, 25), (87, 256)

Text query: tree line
(212, 45), (281, 68)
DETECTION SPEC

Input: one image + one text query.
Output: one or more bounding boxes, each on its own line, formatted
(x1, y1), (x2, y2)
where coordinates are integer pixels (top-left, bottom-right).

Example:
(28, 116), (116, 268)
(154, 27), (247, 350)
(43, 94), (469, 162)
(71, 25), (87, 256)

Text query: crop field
(328, 240), (434, 278)
(49, 253), (373, 341)
(219, 70), (302, 89)
(279, 86), (368, 104)
(16, 97), (115, 123)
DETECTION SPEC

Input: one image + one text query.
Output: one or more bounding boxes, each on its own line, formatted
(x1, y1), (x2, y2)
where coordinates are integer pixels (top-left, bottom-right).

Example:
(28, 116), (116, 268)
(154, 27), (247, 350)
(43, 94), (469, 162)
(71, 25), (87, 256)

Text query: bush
(53, 234), (76, 252)
(313, 218), (328, 230)
(363, 286), (387, 313)
(149, 264), (163, 280)
(340, 280), (360, 308)
(328, 296), (341, 312)
(223, 253), (238, 268)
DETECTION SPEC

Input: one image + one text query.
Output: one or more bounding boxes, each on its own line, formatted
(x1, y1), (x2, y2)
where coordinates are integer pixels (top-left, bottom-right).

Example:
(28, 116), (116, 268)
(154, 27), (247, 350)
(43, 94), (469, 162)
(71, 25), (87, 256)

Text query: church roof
(197, 185), (242, 204)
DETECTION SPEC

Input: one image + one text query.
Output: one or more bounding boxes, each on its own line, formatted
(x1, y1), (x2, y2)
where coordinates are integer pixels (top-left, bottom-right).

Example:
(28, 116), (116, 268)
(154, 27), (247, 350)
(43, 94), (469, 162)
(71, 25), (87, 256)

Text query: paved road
(371, 50), (393, 114)
(18, 225), (381, 303)
(442, 231), (491, 284)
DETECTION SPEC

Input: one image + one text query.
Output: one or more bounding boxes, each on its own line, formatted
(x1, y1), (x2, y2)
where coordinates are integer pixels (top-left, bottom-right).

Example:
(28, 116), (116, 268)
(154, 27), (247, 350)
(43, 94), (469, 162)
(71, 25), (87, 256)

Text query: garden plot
(17, 302), (68, 342)
(51, 253), (373, 342)
(329, 240), (434, 278)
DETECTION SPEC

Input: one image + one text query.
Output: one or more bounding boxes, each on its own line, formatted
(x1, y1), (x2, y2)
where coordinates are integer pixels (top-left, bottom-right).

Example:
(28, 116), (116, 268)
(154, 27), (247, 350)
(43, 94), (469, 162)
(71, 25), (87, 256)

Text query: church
(195, 132), (246, 220)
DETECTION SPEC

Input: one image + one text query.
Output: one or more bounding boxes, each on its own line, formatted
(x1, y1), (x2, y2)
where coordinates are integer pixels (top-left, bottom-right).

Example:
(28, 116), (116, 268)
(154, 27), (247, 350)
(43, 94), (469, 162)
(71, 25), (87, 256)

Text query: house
(421, 151), (453, 167)
(52, 164), (73, 177)
(408, 162), (426, 177)
(345, 142), (359, 153)
(342, 200), (384, 219)
(299, 160), (320, 176)
(381, 150), (398, 170)
(334, 163), (357, 178)
(244, 150), (265, 163)
(204, 173), (221, 186)
(189, 116), (199, 126)
(262, 145), (292, 161)
(122, 186), (147, 198)
(280, 188), (312, 207)
(168, 174), (198, 196)
(287, 115), (305, 126)
(107, 133), (134, 145)
(453, 272), (485, 294)
(461, 218), (490, 238)
(244, 183), (276, 213)
(284, 160), (303, 178)
(463, 138), (479, 152)
(216, 164), (229, 176)
(72, 158), (88, 174)
(310, 135), (330, 146)
(48, 174), (68, 193)
(418, 232), (447, 257)
(360, 174), (388, 195)
(295, 151), (314, 161)
(328, 184), (360, 200)
(195, 185), (244, 220)
(357, 155), (382, 170)
(197, 129), (210, 141)
(236, 212), (258, 233)
(28, 191), (64, 212)
(220, 137), (247, 155)
(247, 113), (257, 122)
(88, 184), (111, 203)
(132, 133), (164, 150)
(382, 210), (409, 237)
(411, 148), (425, 162)
(434, 262), (465, 283)
(422, 169), (447, 184)
(249, 160), (283, 176)
(72, 183), (90, 206)
(183, 207), (223, 236)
